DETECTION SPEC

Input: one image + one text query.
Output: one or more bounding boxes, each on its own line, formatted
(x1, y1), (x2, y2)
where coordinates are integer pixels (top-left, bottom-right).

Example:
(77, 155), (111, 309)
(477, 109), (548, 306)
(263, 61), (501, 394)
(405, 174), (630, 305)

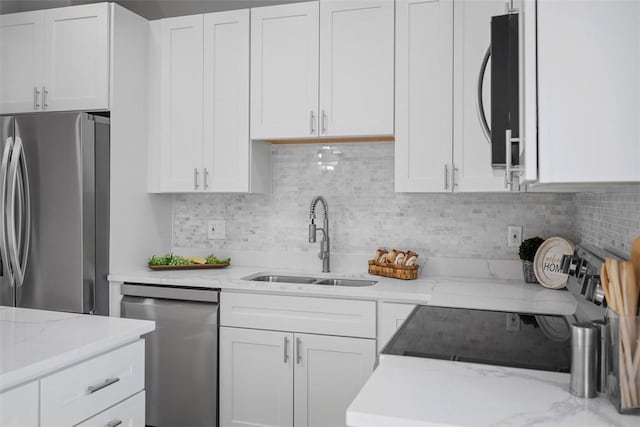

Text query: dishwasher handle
(122, 283), (219, 303)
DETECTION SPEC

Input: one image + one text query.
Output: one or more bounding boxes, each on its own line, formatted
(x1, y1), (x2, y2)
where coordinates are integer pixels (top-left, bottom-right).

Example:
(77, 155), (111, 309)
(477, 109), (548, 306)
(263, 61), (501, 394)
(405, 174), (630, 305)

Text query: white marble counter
(108, 265), (577, 315)
(347, 356), (636, 427)
(0, 306), (155, 392)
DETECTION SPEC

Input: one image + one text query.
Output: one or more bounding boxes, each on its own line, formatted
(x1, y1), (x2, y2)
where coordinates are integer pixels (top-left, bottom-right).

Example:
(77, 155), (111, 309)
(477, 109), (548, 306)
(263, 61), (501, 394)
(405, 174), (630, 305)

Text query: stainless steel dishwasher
(121, 283), (219, 427)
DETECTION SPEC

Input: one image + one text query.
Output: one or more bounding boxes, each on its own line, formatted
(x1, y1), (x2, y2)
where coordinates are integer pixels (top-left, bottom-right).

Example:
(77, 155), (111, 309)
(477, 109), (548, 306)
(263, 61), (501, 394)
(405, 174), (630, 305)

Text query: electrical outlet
(207, 220), (226, 240)
(507, 225), (523, 247)
(506, 313), (521, 332)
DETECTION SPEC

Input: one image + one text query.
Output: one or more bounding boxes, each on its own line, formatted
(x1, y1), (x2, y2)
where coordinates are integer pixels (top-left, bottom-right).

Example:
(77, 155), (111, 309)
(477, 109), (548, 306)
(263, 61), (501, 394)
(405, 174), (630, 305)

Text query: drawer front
(221, 292), (376, 338)
(0, 381), (39, 427)
(76, 391), (145, 427)
(41, 340), (144, 427)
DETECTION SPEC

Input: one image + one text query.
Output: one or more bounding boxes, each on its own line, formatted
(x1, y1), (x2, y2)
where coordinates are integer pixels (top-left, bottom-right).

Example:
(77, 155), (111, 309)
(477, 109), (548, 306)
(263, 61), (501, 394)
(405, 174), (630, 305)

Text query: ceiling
(0, 0), (307, 19)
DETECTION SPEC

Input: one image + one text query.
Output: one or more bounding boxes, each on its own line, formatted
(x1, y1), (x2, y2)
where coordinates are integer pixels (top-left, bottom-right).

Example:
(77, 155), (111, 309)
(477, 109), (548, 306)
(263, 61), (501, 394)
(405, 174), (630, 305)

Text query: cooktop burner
(382, 305), (572, 373)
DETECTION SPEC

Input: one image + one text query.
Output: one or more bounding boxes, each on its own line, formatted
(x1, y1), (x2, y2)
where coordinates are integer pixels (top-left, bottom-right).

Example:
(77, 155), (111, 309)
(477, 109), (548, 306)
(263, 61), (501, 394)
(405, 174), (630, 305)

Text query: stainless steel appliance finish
(0, 113), (110, 314)
(121, 283), (220, 427)
(569, 322), (599, 398)
(308, 195), (330, 272)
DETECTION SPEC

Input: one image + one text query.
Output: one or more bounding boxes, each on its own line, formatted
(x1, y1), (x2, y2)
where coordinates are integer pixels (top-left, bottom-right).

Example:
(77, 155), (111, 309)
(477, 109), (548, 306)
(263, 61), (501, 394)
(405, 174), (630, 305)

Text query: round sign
(533, 237), (574, 289)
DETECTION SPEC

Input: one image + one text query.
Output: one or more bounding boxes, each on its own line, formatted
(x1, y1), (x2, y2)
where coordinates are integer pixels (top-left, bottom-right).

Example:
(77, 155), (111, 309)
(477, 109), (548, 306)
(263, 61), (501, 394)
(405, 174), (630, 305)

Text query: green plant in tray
(518, 237), (545, 262)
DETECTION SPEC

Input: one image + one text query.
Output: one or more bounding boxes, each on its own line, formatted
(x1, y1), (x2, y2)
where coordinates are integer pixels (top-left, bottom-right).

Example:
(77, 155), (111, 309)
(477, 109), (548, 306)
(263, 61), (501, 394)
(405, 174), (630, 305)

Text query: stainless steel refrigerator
(0, 112), (110, 315)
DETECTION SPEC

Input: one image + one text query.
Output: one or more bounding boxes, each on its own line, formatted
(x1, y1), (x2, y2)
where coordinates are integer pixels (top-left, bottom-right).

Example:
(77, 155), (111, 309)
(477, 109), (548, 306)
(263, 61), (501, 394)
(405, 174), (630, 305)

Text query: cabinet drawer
(0, 381), (39, 427)
(221, 292), (376, 338)
(41, 340), (144, 427)
(76, 391), (145, 427)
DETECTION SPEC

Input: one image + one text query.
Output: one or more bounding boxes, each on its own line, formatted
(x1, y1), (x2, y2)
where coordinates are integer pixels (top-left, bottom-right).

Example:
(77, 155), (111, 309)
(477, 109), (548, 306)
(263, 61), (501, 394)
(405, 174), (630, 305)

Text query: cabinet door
(319, 0), (394, 137)
(203, 10), (250, 192)
(377, 302), (416, 352)
(0, 381), (39, 427)
(395, 0), (453, 192)
(293, 333), (375, 427)
(452, 0), (508, 192)
(250, 2), (319, 139)
(42, 3), (110, 111)
(220, 327), (294, 427)
(159, 15), (204, 192)
(0, 11), (43, 114)
(536, 0), (640, 183)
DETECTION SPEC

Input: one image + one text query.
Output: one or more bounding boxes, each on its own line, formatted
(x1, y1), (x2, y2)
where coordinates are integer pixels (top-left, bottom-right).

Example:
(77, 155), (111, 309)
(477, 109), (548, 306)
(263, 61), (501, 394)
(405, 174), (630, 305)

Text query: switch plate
(207, 220), (226, 240)
(507, 225), (523, 247)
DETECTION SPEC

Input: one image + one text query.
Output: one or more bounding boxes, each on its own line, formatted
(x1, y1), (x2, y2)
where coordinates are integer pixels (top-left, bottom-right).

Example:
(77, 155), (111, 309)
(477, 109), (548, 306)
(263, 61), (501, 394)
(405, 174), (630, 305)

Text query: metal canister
(570, 322), (599, 398)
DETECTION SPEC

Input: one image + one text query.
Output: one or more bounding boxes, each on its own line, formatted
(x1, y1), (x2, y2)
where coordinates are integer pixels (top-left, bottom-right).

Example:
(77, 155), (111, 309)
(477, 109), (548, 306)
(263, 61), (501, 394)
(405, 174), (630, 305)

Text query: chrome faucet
(308, 196), (330, 273)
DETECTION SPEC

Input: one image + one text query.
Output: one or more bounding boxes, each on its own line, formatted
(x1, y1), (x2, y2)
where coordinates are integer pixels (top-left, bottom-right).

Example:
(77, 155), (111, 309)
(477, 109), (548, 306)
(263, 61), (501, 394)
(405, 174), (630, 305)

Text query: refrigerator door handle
(0, 137), (14, 287)
(7, 137), (29, 288)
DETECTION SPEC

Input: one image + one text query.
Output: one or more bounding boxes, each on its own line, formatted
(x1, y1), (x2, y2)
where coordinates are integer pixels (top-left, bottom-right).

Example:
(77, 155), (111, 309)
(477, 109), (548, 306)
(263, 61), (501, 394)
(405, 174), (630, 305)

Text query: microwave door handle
(476, 45), (492, 144)
(0, 138), (14, 287)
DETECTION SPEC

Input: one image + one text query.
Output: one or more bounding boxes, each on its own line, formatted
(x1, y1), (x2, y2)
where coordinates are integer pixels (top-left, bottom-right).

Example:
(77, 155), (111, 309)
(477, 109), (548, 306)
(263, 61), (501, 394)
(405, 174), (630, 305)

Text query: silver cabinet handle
(476, 46), (491, 144)
(321, 110), (327, 134)
(453, 166), (459, 188)
(87, 377), (120, 394)
(106, 420), (122, 427)
(283, 336), (289, 363)
(203, 168), (209, 190)
(444, 164), (449, 190)
(194, 168), (200, 190)
(42, 86), (48, 109)
(33, 87), (40, 109)
(310, 111), (316, 135)
(296, 337), (302, 365)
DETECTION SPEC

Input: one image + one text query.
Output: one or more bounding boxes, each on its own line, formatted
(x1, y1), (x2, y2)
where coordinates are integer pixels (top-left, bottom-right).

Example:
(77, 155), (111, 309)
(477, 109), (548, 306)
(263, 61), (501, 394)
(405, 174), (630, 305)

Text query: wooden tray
(368, 260), (418, 280)
(148, 263), (230, 271)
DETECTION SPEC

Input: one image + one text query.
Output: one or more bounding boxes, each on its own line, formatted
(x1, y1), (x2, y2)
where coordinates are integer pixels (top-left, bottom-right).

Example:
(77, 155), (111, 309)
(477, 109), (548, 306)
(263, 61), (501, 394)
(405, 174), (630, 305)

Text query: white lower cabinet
(377, 302), (417, 352)
(220, 327), (294, 427)
(0, 340), (146, 427)
(76, 391), (145, 427)
(293, 333), (375, 427)
(220, 293), (377, 427)
(0, 381), (39, 427)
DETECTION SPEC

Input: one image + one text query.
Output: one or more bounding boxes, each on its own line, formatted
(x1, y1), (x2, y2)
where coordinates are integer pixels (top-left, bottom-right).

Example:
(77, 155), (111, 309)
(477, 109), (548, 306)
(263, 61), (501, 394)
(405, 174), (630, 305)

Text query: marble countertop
(347, 355), (636, 427)
(0, 306), (155, 392)
(108, 265), (577, 315)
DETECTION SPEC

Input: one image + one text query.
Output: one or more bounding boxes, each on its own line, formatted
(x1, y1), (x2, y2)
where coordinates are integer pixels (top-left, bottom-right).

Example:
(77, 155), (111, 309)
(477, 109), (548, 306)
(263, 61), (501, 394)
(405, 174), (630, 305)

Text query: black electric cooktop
(382, 305), (572, 373)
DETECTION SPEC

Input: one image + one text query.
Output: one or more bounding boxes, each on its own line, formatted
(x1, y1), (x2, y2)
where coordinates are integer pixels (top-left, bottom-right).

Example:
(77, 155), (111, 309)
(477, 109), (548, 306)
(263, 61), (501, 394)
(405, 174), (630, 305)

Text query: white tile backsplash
(573, 184), (640, 256)
(173, 143), (574, 262)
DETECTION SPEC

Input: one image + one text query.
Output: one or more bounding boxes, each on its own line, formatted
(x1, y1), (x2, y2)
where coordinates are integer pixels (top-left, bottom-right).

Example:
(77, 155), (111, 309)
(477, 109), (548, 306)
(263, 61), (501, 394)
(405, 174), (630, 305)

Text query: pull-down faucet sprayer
(309, 196), (330, 273)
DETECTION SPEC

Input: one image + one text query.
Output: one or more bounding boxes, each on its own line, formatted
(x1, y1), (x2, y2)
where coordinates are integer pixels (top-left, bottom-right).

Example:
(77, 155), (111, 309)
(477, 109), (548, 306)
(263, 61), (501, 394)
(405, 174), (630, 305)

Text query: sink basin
(313, 278), (377, 287)
(242, 273), (376, 287)
(244, 275), (318, 284)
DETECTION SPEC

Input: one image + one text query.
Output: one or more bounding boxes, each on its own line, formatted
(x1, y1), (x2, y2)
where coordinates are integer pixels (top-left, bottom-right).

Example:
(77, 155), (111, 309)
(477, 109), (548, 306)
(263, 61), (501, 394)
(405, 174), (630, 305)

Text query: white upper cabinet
(319, 0), (394, 137)
(452, 0), (508, 192)
(530, 0), (640, 185)
(395, 0), (453, 192)
(42, 3), (110, 112)
(203, 10), (250, 192)
(0, 3), (110, 114)
(250, 2), (320, 140)
(0, 11), (43, 114)
(159, 15), (204, 192)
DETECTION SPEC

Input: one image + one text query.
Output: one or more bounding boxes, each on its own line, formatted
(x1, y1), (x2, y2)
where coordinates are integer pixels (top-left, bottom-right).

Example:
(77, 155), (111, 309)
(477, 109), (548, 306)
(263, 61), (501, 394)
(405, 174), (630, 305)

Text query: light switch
(207, 220), (226, 240)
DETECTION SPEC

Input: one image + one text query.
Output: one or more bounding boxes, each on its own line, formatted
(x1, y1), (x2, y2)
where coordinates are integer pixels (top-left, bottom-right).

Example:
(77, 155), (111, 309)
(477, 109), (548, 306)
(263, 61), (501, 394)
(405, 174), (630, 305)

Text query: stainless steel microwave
(477, 9), (520, 171)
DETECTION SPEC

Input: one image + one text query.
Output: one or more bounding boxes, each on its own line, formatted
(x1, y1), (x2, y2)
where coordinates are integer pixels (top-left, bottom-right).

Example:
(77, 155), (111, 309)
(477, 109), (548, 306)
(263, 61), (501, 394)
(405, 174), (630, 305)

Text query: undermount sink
(242, 274), (376, 287)
(313, 278), (377, 287)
